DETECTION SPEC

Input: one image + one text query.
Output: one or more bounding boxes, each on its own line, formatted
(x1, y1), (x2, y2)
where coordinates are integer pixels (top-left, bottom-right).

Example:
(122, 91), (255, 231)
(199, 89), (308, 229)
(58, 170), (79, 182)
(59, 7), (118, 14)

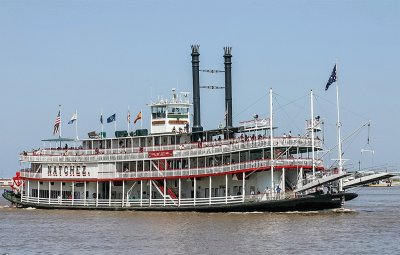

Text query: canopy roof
(41, 137), (76, 142)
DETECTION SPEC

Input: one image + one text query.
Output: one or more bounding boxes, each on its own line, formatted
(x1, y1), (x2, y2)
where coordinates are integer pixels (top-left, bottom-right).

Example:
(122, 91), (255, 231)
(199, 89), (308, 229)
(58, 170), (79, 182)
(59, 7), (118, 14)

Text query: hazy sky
(1, 0), (399, 177)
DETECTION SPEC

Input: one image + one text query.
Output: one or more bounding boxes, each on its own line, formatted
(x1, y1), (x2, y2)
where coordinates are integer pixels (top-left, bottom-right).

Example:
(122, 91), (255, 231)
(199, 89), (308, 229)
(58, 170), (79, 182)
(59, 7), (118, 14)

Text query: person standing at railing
(276, 186), (281, 199)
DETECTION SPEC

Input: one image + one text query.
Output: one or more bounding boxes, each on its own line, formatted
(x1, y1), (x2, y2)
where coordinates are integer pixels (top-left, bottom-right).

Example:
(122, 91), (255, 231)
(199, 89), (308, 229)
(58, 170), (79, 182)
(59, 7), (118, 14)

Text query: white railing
(19, 158), (322, 179)
(20, 137), (322, 163)
(20, 193), (297, 208)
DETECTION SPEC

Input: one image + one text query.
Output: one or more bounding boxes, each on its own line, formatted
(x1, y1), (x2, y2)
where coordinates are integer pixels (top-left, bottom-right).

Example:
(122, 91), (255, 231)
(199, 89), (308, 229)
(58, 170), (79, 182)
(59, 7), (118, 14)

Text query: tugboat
(3, 46), (359, 212)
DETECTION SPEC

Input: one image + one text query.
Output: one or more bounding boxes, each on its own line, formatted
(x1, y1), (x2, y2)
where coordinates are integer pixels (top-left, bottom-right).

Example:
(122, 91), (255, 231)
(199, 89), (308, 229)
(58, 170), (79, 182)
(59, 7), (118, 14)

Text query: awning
(41, 137), (76, 142)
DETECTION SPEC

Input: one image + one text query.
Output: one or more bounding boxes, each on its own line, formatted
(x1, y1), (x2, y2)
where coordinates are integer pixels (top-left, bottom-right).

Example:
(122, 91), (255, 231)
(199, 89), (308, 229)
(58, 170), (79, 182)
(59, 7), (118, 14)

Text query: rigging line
(272, 92), (309, 112)
(233, 91), (268, 119)
(273, 93), (310, 134)
(313, 94), (337, 127)
(314, 93), (370, 121)
(273, 97), (303, 133)
(341, 134), (358, 156)
(318, 121), (371, 161)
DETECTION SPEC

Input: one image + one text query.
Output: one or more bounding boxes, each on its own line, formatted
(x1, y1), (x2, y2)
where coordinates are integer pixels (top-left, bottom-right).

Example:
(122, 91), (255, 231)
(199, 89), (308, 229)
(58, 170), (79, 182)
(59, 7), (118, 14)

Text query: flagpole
(75, 110), (79, 140)
(140, 109), (143, 129)
(127, 107), (130, 133)
(310, 90), (315, 178)
(269, 88), (274, 192)
(336, 61), (344, 192)
(59, 104), (62, 139)
(101, 110), (104, 135)
(115, 113), (117, 133)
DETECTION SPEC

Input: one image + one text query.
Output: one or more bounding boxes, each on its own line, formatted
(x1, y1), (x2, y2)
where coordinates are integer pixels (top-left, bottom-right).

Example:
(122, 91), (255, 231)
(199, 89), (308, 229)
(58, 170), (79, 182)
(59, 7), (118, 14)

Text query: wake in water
(279, 211), (319, 214)
(228, 211), (264, 214)
(331, 208), (356, 213)
(24, 207), (36, 210)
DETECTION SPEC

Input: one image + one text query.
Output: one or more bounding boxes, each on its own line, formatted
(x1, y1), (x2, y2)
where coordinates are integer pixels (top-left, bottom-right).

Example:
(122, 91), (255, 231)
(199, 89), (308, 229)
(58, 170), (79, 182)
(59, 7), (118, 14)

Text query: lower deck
(3, 188), (357, 212)
(17, 169), (300, 209)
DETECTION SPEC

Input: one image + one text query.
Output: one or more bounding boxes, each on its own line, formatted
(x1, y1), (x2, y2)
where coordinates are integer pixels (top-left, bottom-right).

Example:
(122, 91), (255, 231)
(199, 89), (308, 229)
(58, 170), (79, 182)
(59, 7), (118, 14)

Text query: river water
(1, 187), (399, 255)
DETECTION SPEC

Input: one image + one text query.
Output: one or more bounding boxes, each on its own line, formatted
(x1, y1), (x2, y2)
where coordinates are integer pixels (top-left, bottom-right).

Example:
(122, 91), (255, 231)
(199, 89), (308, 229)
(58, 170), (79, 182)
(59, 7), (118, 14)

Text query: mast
(75, 110), (79, 140)
(114, 112), (117, 132)
(127, 107), (130, 133)
(269, 88), (274, 191)
(101, 110), (104, 134)
(59, 104), (62, 139)
(325, 62), (342, 192)
(310, 90), (315, 178)
(58, 104), (62, 148)
(336, 62), (344, 192)
(141, 109), (143, 129)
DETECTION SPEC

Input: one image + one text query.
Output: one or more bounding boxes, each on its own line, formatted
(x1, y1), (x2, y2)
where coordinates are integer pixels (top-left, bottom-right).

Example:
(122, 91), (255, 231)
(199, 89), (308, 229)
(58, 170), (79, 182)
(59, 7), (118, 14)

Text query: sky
(0, 0), (399, 177)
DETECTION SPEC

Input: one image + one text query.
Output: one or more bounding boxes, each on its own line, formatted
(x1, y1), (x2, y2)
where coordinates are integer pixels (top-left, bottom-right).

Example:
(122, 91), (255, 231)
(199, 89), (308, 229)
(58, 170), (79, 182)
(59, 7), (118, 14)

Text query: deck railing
(20, 192), (296, 208)
(20, 137), (322, 163)
(19, 158), (323, 179)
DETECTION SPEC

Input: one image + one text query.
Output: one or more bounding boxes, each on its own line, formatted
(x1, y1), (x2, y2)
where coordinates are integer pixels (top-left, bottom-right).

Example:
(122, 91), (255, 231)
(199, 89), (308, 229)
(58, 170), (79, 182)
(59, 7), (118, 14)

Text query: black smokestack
(224, 47), (233, 128)
(191, 45), (203, 135)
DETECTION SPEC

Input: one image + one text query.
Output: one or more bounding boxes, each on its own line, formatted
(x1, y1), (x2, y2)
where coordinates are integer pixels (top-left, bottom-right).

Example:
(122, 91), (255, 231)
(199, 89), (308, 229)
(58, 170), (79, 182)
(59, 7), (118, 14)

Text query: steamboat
(3, 46), (361, 212)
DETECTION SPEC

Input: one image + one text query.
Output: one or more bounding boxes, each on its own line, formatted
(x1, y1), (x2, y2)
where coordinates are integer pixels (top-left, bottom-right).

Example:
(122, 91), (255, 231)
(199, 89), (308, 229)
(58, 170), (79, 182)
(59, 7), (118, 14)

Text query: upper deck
(20, 135), (322, 163)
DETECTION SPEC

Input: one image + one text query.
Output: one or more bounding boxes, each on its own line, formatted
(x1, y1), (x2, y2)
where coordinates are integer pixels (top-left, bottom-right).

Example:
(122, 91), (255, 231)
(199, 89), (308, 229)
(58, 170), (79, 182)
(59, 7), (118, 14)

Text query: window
(152, 106), (166, 119)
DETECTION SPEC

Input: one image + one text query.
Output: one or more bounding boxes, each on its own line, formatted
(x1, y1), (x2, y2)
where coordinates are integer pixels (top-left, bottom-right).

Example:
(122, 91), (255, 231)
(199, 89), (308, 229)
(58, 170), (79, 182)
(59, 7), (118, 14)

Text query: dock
(0, 178), (12, 188)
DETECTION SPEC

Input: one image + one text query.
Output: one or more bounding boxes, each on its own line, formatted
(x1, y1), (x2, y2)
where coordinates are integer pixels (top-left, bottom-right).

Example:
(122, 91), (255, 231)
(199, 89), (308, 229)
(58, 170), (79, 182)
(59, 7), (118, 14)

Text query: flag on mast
(127, 109), (131, 133)
(133, 111), (142, 124)
(100, 114), (103, 124)
(325, 64), (337, 91)
(107, 113), (116, 123)
(68, 112), (78, 124)
(53, 110), (61, 135)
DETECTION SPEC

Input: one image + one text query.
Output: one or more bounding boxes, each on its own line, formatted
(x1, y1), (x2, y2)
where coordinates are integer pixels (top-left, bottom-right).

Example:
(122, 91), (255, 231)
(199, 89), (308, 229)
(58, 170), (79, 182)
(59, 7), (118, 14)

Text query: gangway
(343, 172), (397, 189)
(294, 173), (351, 193)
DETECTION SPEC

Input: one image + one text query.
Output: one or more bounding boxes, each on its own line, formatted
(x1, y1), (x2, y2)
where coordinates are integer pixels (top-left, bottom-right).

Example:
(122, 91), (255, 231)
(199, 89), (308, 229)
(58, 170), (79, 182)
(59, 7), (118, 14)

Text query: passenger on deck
(276, 186), (281, 196)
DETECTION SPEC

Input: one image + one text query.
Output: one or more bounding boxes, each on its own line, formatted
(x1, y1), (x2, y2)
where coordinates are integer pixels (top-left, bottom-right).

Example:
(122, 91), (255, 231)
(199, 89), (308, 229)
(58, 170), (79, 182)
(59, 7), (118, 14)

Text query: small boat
(368, 179), (393, 187)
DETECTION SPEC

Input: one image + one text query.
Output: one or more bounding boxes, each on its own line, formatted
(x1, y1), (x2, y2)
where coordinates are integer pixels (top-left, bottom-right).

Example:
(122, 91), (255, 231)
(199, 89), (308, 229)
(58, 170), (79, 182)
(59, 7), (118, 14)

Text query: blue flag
(100, 114), (103, 124)
(107, 113), (116, 123)
(325, 64), (337, 91)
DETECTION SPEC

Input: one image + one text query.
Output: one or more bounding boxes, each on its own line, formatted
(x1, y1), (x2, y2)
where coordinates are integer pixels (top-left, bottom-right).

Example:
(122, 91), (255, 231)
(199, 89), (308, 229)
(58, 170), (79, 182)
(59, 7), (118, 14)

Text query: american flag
(53, 110), (61, 135)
